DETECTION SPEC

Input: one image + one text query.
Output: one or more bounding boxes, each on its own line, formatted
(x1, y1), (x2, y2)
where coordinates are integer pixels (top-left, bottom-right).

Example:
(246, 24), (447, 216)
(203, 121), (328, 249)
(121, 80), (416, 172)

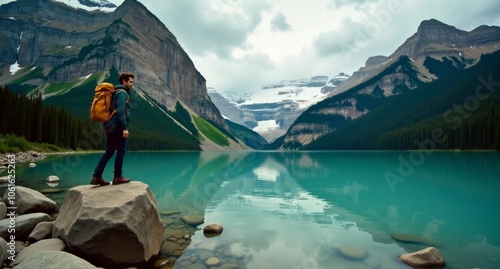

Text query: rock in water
(399, 247), (445, 267)
(338, 244), (368, 260)
(203, 222), (223, 234)
(392, 232), (437, 246)
(52, 181), (164, 268)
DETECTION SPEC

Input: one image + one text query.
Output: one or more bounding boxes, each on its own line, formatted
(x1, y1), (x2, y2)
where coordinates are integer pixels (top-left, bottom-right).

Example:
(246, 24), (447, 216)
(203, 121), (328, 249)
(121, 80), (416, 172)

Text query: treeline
(0, 86), (101, 150)
(305, 51), (500, 150)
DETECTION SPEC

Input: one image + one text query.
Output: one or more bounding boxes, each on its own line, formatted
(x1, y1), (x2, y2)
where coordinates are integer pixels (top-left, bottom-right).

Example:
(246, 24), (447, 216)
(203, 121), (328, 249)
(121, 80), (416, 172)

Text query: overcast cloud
(2, 0), (500, 92)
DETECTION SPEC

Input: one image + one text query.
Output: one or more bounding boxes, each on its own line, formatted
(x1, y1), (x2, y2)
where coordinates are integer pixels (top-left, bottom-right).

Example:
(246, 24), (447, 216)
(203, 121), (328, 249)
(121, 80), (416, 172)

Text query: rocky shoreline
(0, 179), (234, 269)
(0, 151), (47, 174)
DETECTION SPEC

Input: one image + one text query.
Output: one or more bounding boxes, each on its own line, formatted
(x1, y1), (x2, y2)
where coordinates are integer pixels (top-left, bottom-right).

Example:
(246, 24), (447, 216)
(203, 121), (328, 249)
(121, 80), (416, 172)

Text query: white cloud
(140, 0), (499, 93)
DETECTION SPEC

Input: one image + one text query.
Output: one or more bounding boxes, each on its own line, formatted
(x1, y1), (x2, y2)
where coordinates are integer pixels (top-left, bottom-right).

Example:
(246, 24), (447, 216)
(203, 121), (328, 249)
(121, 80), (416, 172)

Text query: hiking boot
(90, 176), (110, 186)
(112, 175), (131, 185)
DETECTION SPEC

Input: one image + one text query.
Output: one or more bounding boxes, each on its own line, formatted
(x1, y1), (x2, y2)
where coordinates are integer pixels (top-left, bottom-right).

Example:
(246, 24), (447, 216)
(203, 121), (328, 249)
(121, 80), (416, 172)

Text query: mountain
(208, 74), (349, 142)
(331, 19), (500, 97)
(0, 0), (248, 150)
(279, 19), (500, 150)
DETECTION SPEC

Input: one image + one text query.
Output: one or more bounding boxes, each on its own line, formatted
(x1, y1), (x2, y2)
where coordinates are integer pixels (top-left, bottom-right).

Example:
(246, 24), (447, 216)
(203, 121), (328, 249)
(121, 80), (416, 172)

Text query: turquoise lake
(5, 151), (500, 269)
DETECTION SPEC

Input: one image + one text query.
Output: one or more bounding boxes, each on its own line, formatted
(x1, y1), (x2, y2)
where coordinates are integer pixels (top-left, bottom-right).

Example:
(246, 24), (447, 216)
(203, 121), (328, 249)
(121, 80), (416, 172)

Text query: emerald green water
(6, 151), (500, 269)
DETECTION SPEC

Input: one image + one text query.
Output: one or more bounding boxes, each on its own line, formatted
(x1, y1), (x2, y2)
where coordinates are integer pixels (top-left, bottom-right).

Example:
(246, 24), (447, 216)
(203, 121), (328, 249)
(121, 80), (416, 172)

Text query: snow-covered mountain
(208, 73), (349, 142)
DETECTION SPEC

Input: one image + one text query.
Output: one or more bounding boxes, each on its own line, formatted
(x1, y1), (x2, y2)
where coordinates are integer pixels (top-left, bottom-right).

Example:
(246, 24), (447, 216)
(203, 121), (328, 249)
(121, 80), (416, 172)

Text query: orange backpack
(89, 82), (117, 123)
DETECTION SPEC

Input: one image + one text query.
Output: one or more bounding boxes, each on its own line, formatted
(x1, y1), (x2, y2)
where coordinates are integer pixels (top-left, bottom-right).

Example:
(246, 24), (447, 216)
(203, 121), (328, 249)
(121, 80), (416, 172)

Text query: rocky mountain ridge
(331, 19), (500, 98)
(280, 19), (500, 149)
(0, 0), (242, 150)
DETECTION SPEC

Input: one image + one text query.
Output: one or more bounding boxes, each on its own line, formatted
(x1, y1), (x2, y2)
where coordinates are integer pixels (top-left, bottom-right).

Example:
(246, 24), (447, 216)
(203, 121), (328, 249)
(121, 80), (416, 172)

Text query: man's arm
(115, 90), (129, 136)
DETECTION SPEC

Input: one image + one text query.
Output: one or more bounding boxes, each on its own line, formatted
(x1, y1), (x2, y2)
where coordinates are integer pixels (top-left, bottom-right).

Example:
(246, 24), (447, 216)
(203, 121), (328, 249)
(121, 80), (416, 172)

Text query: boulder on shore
(52, 181), (164, 268)
(2, 186), (56, 214)
(15, 251), (98, 269)
(0, 213), (51, 241)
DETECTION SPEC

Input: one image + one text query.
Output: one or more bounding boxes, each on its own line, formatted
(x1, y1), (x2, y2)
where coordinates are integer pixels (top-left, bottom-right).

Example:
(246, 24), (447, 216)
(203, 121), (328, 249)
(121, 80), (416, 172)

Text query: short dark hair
(119, 72), (135, 84)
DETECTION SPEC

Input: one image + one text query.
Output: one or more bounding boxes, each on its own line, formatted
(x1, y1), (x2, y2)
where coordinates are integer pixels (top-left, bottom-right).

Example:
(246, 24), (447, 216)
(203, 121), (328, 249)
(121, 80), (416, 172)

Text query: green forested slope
(43, 69), (200, 151)
(305, 51), (500, 150)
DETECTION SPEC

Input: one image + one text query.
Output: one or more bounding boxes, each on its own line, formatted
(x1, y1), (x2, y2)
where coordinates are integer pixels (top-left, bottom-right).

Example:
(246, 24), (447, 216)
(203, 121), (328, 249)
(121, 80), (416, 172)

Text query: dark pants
(93, 128), (127, 178)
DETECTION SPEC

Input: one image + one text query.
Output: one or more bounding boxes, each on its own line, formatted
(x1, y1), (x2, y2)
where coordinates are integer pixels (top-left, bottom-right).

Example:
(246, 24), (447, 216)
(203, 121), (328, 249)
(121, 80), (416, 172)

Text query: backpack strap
(110, 89), (129, 118)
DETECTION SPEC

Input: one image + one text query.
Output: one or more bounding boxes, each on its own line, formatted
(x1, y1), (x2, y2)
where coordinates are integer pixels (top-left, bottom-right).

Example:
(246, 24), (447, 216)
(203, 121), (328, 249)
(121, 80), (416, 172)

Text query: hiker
(90, 72), (134, 186)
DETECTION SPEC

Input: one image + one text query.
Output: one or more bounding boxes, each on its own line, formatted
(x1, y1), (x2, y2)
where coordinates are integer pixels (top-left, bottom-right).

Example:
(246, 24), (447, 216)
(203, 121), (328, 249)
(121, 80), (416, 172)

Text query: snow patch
(9, 62), (21, 75)
(53, 0), (120, 12)
(80, 74), (92, 80)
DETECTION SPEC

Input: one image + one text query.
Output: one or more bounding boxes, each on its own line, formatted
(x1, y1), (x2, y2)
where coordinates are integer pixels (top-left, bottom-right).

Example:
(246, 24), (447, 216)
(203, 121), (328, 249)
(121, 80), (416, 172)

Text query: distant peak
(417, 18), (459, 32)
(421, 18), (445, 25)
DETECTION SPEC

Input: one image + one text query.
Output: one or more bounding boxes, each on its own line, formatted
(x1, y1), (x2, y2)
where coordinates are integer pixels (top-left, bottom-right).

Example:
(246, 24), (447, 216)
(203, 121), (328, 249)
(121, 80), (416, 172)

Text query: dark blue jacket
(103, 85), (130, 134)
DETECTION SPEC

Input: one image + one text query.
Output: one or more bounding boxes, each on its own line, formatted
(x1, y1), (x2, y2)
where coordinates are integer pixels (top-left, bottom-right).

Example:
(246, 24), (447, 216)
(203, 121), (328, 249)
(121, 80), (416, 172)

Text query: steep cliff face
(0, 0), (228, 132)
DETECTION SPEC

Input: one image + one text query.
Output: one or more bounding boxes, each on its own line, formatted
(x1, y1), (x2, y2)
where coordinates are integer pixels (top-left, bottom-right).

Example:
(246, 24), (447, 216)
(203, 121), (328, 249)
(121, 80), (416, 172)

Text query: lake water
(5, 151), (500, 269)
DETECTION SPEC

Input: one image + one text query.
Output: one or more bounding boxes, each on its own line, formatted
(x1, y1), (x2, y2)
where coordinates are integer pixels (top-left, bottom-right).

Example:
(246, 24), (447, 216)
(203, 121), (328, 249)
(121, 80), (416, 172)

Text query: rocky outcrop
(399, 247), (446, 268)
(52, 181), (164, 268)
(393, 19), (500, 61)
(280, 19), (500, 150)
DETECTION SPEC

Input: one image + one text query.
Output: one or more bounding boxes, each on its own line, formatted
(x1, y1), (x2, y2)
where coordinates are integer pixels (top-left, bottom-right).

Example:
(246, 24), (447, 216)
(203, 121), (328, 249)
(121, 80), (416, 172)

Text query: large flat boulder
(52, 181), (164, 268)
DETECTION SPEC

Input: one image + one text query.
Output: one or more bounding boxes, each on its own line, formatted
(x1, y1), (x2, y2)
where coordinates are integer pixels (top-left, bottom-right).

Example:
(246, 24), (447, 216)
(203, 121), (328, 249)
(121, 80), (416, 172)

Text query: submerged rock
(338, 244), (368, 260)
(392, 232), (438, 246)
(181, 215), (205, 226)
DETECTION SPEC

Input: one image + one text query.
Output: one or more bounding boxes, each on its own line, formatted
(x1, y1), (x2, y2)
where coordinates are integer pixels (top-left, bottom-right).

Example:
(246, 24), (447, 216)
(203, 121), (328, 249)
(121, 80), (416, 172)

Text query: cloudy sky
(2, 0), (500, 93)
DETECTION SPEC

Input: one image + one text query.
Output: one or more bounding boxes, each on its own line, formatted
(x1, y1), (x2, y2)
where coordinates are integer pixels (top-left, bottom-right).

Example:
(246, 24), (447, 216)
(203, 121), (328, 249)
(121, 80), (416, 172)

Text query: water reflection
(6, 151), (500, 269)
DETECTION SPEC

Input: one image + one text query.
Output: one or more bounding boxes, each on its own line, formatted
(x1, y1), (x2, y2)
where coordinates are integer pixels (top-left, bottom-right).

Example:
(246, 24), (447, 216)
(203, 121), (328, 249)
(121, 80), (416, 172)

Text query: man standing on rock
(90, 72), (134, 186)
